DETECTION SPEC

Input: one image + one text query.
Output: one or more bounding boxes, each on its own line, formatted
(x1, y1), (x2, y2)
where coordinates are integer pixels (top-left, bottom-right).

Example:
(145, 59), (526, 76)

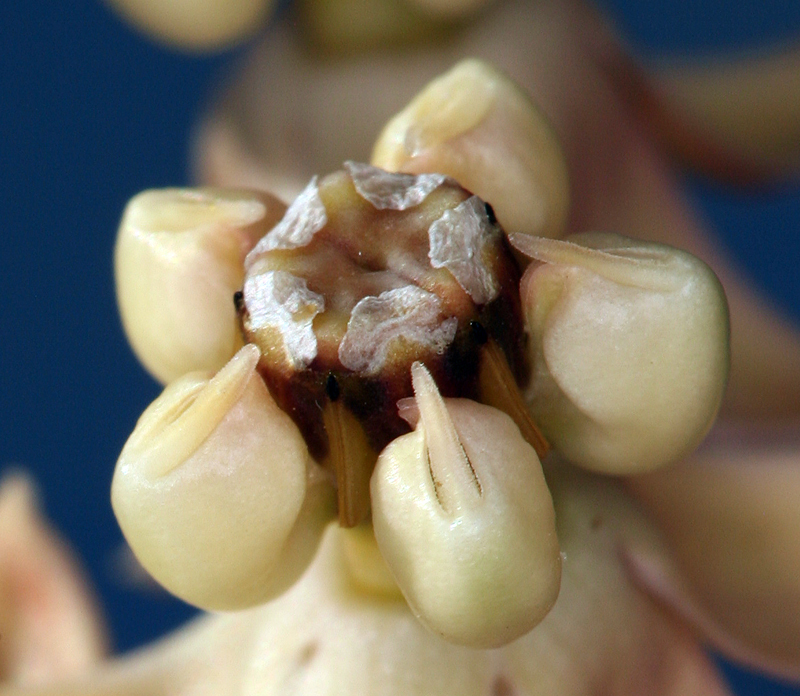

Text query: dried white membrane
(339, 286), (458, 375)
(345, 161), (448, 211)
(245, 177), (327, 267)
(244, 271), (324, 368)
(428, 196), (500, 305)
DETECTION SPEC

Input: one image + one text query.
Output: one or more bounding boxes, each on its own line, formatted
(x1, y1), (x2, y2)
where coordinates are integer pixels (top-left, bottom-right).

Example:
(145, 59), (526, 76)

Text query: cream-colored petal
(115, 187), (286, 384)
(627, 423), (800, 676)
(112, 344), (335, 611)
(0, 474), (107, 686)
(371, 364), (560, 647)
(517, 232), (729, 474)
(542, 15), (800, 422)
(104, 0), (275, 50)
(562, 65), (800, 420)
(372, 58), (569, 240)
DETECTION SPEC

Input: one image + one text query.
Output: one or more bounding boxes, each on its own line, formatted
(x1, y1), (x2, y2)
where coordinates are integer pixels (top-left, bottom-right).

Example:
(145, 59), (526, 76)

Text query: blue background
(0, 1), (799, 694)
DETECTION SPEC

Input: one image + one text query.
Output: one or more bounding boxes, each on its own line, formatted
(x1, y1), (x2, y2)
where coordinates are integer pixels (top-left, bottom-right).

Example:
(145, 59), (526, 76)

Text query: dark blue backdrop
(0, 2), (799, 694)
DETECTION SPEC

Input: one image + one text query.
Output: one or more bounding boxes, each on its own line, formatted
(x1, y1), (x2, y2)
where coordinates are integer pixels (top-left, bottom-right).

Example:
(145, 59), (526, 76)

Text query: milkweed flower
(4, 0), (800, 694)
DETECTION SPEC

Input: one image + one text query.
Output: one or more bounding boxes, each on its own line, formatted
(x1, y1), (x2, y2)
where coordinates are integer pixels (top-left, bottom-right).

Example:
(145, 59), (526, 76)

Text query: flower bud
(104, 0), (275, 50)
(299, 0), (443, 53)
(0, 474), (107, 684)
(114, 187), (286, 384)
(372, 59), (569, 240)
(370, 363), (561, 648)
(111, 344), (335, 611)
(407, 0), (493, 20)
(648, 49), (800, 179)
(514, 232), (729, 474)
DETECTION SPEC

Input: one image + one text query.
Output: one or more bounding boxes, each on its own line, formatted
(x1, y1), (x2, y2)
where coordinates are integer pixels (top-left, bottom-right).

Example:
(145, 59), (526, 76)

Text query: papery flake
(245, 177), (327, 266)
(243, 270), (324, 367)
(338, 286), (458, 375)
(345, 161), (448, 210)
(428, 196), (500, 305)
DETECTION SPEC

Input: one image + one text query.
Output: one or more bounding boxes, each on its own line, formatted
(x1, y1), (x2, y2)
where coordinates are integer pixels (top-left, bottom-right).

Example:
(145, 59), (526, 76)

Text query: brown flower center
(238, 163), (533, 525)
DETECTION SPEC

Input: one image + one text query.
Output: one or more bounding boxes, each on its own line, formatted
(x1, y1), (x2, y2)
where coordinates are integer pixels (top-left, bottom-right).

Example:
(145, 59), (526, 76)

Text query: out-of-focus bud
(111, 344), (335, 611)
(628, 432), (800, 673)
(407, 0), (494, 20)
(114, 187), (286, 384)
(298, 0), (443, 53)
(646, 47), (800, 180)
(370, 363), (561, 648)
(0, 475), (107, 685)
(372, 59), (569, 241)
(514, 232), (729, 474)
(105, 0), (275, 51)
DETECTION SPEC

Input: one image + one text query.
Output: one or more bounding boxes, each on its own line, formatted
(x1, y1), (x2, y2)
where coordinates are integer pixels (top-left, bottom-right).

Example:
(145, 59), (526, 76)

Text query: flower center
(238, 163), (528, 525)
